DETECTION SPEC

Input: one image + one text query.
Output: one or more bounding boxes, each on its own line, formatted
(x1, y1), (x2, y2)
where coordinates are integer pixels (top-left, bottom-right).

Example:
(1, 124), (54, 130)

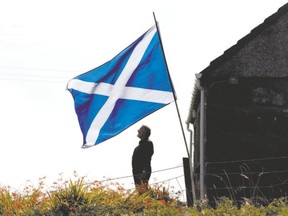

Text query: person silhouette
(132, 125), (154, 193)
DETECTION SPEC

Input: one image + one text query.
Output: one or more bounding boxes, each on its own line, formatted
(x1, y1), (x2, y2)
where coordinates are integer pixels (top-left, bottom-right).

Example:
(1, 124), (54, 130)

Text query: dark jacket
(132, 139), (154, 174)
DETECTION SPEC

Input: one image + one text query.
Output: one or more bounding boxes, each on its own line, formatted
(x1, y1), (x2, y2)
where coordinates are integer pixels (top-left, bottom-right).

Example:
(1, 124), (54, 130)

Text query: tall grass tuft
(47, 176), (89, 214)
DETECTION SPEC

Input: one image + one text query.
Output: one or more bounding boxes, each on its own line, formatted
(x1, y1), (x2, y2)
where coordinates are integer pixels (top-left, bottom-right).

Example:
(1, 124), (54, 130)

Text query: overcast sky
(0, 0), (287, 200)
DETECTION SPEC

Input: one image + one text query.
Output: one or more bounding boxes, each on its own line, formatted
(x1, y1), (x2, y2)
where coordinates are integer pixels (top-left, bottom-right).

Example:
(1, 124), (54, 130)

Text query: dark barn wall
(205, 78), (288, 204)
(190, 4), (288, 204)
(193, 101), (201, 199)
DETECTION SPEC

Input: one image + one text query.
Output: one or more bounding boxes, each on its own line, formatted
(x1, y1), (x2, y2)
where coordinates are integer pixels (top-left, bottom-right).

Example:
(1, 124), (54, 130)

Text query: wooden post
(183, 157), (193, 207)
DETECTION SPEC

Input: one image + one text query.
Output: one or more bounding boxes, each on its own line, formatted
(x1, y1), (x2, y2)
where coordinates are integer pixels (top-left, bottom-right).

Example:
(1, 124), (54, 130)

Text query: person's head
(137, 125), (151, 140)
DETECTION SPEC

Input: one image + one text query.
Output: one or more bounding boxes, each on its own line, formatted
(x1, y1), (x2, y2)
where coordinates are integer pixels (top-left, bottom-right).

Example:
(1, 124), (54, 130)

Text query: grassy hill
(0, 174), (287, 215)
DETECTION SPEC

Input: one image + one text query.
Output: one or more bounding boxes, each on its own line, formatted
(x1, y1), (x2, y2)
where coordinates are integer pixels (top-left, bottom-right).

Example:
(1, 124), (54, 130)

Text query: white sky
(0, 0), (287, 199)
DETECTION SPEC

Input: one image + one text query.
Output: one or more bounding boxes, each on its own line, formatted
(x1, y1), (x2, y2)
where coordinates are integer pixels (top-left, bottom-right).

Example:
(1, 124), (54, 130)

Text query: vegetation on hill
(0, 173), (287, 215)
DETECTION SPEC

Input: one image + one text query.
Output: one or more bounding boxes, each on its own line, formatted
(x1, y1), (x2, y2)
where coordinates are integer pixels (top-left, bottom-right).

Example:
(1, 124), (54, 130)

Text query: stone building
(187, 3), (288, 205)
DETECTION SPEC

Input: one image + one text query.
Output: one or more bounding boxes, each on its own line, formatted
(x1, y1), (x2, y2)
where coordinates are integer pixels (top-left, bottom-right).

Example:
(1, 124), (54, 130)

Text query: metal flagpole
(153, 12), (196, 206)
(152, 12), (190, 157)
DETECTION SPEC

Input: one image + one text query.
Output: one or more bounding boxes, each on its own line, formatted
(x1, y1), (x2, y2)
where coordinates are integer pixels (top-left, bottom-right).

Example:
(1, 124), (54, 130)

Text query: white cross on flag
(67, 25), (174, 148)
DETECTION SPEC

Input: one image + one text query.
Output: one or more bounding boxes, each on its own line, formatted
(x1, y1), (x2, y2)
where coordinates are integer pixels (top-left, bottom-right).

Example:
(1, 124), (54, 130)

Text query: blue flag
(67, 25), (174, 148)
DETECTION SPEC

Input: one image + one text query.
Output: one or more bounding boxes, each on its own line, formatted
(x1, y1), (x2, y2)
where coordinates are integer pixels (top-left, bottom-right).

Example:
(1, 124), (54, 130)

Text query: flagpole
(153, 12), (190, 157)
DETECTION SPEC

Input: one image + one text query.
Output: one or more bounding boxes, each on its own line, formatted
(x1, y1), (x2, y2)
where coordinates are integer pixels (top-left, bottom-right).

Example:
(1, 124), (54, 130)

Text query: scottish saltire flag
(67, 25), (174, 148)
